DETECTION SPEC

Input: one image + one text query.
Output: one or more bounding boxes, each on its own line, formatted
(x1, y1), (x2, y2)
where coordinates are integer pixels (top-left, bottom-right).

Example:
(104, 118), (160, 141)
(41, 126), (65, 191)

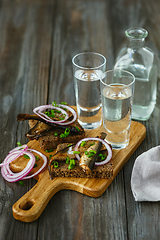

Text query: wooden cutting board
(11, 121), (146, 222)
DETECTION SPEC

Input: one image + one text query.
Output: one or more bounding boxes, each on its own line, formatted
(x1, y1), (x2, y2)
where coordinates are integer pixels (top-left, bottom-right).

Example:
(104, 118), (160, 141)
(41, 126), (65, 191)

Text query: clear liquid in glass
(74, 69), (102, 129)
(101, 84), (132, 149)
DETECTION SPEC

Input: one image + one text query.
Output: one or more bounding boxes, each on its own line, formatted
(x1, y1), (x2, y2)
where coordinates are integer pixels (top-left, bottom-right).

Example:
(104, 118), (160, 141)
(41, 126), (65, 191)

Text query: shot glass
(72, 52), (106, 129)
(100, 69), (135, 149)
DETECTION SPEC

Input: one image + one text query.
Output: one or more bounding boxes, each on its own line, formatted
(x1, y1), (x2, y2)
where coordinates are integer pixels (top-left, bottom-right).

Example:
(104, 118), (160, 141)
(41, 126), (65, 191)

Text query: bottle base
(132, 104), (155, 121)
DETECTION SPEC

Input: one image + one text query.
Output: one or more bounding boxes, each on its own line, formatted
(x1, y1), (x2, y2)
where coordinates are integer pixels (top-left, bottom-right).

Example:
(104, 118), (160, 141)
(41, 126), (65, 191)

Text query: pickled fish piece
(17, 113), (83, 133)
(79, 132), (107, 174)
(49, 143), (76, 162)
(26, 122), (53, 140)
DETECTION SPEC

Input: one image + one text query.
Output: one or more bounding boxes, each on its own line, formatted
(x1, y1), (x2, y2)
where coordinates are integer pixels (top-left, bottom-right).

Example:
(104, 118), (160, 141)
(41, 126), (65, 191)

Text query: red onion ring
(9, 144), (28, 154)
(0, 145), (28, 167)
(74, 137), (112, 166)
(33, 104), (77, 125)
(1, 146), (48, 182)
(22, 149), (47, 179)
(57, 104), (77, 125)
(1, 151), (35, 182)
(33, 104), (69, 123)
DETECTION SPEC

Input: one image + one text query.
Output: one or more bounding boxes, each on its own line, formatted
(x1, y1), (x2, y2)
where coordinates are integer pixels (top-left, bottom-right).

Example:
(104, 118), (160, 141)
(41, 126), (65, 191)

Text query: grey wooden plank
(48, 0), (112, 106)
(42, 1), (128, 240)
(112, 0), (160, 239)
(46, 0), (160, 240)
(0, 0), (160, 240)
(0, 1), (54, 240)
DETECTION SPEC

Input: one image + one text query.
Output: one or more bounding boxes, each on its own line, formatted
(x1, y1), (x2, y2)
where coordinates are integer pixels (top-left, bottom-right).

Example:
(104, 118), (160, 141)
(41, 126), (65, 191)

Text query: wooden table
(0, 0), (160, 239)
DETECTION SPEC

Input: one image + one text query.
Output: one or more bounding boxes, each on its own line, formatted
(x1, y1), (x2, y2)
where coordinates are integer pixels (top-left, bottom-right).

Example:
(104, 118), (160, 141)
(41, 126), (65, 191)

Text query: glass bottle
(114, 27), (157, 121)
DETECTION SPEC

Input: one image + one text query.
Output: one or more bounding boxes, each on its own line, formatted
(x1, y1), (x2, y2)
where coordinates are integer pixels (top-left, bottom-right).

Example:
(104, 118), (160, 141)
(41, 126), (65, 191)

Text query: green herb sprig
(60, 128), (70, 138)
(51, 160), (59, 168)
(66, 157), (75, 170)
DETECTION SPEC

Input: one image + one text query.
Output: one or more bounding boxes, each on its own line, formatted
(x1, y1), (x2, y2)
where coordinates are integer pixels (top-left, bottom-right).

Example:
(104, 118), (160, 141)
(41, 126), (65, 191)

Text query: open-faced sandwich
(17, 102), (85, 151)
(48, 132), (113, 179)
(0, 102), (113, 183)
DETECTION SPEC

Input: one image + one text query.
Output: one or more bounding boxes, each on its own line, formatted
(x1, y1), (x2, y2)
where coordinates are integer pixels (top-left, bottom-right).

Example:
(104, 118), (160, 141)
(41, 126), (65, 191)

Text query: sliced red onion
(33, 104), (69, 123)
(0, 145), (28, 167)
(1, 146), (48, 182)
(1, 151), (35, 182)
(57, 104), (77, 125)
(74, 137), (112, 166)
(22, 149), (47, 179)
(9, 144), (28, 154)
(33, 104), (77, 125)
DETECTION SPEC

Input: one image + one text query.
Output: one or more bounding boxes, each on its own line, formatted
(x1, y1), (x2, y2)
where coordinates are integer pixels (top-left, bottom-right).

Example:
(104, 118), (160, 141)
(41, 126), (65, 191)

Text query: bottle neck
(125, 28), (147, 49)
(127, 38), (145, 49)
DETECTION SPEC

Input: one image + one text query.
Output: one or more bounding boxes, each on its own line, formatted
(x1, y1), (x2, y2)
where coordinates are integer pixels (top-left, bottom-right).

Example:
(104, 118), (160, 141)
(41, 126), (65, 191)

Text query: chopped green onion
(66, 157), (76, 169)
(85, 151), (89, 155)
(52, 101), (58, 107)
(67, 144), (72, 147)
(89, 150), (96, 155)
(73, 151), (80, 154)
(68, 164), (74, 170)
(54, 132), (58, 136)
(51, 160), (58, 168)
(55, 110), (61, 114)
(84, 150), (96, 158)
(64, 128), (70, 136)
(59, 117), (65, 120)
(45, 109), (55, 118)
(49, 154), (53, 159)
(70, 159), (75, 165)
(98, 153), (106, 161)
(45, 149), (53, 153)
(24, 154), (30, 159)
(60, 133), (65, 138)
(61, 102), (67, 105)
(17, 142), (22, 146)
(66, 157), (70, 164)
(80, 141), (86, 147)
(98, 153), (103, 157)
(75, 126), (80, 131)
(51, 109), (55, 114)
(19, 180), (24, 186)
(34, 163), (37, 168)
(54, 161), (58, 168)
(60, 128), (70, 138)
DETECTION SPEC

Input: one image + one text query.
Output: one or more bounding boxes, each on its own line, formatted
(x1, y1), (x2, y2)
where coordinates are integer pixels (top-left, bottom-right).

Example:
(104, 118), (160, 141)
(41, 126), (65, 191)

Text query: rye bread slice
(49, 142), (113, 179)
(28, 119), (85, 151)
(49, 159), (113, 179)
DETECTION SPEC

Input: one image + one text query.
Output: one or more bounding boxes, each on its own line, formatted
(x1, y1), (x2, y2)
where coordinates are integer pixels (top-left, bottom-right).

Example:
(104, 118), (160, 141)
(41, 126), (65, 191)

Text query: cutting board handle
(12, 171), (64, 222)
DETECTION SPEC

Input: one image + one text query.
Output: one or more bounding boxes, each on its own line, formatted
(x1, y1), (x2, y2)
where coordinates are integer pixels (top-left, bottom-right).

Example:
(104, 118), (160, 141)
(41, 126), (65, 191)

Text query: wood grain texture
(11, 120), (145, 222)
(0, 0), (160, 239)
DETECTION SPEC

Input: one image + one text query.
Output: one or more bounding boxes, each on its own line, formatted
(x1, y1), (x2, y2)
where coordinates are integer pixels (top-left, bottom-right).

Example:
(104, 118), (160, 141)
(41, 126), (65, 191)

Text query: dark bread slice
(28, 120), (85, 151)
(38, 129), (85, 151)
(50, 159), (113, 179)
(49, 142), (113, 179)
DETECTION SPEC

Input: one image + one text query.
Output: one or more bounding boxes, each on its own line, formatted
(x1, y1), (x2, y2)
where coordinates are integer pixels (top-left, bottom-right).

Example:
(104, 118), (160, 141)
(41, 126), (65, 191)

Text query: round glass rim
(72, 52), (106, 70)
(100, 69), (135, 88)
(125, 27), (148, 40)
